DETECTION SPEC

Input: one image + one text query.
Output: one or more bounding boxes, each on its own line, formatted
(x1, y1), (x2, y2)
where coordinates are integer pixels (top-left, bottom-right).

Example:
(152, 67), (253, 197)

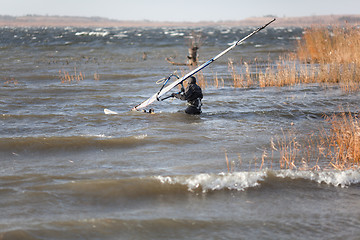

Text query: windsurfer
(171, 76), (203, 115)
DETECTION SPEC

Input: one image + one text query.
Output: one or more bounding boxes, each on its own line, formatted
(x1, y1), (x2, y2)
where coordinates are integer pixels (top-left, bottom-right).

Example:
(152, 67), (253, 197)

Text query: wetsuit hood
(187, 76), (196, 84)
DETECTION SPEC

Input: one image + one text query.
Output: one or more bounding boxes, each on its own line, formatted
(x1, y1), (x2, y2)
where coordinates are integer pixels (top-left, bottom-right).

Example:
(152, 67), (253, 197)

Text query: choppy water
(1, 26), (360, 239)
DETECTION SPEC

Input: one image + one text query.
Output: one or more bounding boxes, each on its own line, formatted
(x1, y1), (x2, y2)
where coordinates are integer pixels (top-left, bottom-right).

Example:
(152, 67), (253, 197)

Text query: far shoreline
(0, 14), (360, 28)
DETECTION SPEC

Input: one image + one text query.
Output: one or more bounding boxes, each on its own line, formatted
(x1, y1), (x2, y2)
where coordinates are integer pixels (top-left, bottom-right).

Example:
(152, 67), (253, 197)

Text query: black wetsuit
(174, 78), (203, 115)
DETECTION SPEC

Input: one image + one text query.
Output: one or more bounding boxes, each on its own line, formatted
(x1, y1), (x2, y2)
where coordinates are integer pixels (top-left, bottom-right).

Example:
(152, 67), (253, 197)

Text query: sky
(1, 0), (360, 22)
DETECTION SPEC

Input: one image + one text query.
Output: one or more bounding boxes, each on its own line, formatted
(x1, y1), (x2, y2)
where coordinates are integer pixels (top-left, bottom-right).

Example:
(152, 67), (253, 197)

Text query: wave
(156, 169), (360, 192)
(1, 169), (359, 238)
(8, 169), (359, 199)
(0, 134), (203, 154)
(0, 135), (150, 153)
(75, 31), (110, 37)
(0, 217), (245, 240)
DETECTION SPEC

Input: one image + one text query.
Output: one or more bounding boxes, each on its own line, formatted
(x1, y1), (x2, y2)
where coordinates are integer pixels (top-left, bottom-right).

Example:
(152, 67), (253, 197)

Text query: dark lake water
(1, 26), (359, 239)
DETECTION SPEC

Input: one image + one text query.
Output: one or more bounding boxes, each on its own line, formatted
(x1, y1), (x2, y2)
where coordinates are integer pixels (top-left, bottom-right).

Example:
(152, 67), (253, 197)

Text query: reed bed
(58, 68), (101, 83)
(228, 59), (360, 92)
(296, 26), (360, 64)
(228, 60), (253, 88)
(223, 25), (360, 172)
(275, 26), (360, 170)
(294, 25), (360, 91)
(225, 110), (360, 172)
(2, 77), (18, 86)
(212, 73), (225, 88)
(322, 112), (360, 170)
(93, 72), (100, 81)
(59, 68), (85, 83)
(278, 111), (360, 171)
(207, 25), (360, 92)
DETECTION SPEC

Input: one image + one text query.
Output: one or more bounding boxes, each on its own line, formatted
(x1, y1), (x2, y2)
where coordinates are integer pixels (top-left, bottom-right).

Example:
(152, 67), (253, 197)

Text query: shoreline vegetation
(0, 14), (360, 27)
(221, 24), (360, 172)
(217, 25), (360, 92)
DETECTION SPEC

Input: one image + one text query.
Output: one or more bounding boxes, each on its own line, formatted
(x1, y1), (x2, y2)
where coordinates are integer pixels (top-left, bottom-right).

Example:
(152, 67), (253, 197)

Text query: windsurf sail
(132, 18), (276, 111)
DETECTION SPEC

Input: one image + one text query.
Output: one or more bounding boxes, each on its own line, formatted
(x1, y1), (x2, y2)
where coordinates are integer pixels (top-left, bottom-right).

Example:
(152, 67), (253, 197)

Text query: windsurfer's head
(187, 76), (196, 84)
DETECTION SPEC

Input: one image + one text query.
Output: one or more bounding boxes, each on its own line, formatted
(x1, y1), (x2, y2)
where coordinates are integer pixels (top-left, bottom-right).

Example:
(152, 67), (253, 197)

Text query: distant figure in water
(142, 52), (147, 61)
(171, 76), (203, 115)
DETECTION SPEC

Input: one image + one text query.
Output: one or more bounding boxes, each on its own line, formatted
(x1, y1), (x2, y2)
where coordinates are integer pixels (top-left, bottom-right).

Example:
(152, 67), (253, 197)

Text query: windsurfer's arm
(171, 92), (186, 100)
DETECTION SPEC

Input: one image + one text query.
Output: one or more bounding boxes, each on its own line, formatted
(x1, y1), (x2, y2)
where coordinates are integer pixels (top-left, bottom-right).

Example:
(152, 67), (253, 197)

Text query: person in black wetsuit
(171, 76), (203, 115)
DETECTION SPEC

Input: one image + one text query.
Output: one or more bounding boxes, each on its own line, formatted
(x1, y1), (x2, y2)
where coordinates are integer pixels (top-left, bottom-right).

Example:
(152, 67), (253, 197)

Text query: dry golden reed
(59, 68), (84, 83)
(225, 110), (360, 172)
(228, 60), (253, 88)
(206, 25), (360, 92)
(93, 73), (100, 81)
(2, 77), (18, 86)
(212, 73), (225, 88)
(59, 68), (101, 83)
(321, 112), (360, 170)
(296, 26), (360, 64)
(276, 25), (360, 91)
(220, 26), (360, 172)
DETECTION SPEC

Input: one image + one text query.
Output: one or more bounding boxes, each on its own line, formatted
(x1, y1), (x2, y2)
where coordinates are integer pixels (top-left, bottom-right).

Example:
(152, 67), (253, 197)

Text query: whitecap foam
(80, 134), (112, 139)
(134, 134), (147, 140)
(155, 169), (360, 192)
(75, 31), (88, 36)
(274, 169), (360, 188)
(75, 31), (110, 37)
(114, 33), (128, 38)
(89, 31), (110, 37)
(155, 171), (267, 192)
